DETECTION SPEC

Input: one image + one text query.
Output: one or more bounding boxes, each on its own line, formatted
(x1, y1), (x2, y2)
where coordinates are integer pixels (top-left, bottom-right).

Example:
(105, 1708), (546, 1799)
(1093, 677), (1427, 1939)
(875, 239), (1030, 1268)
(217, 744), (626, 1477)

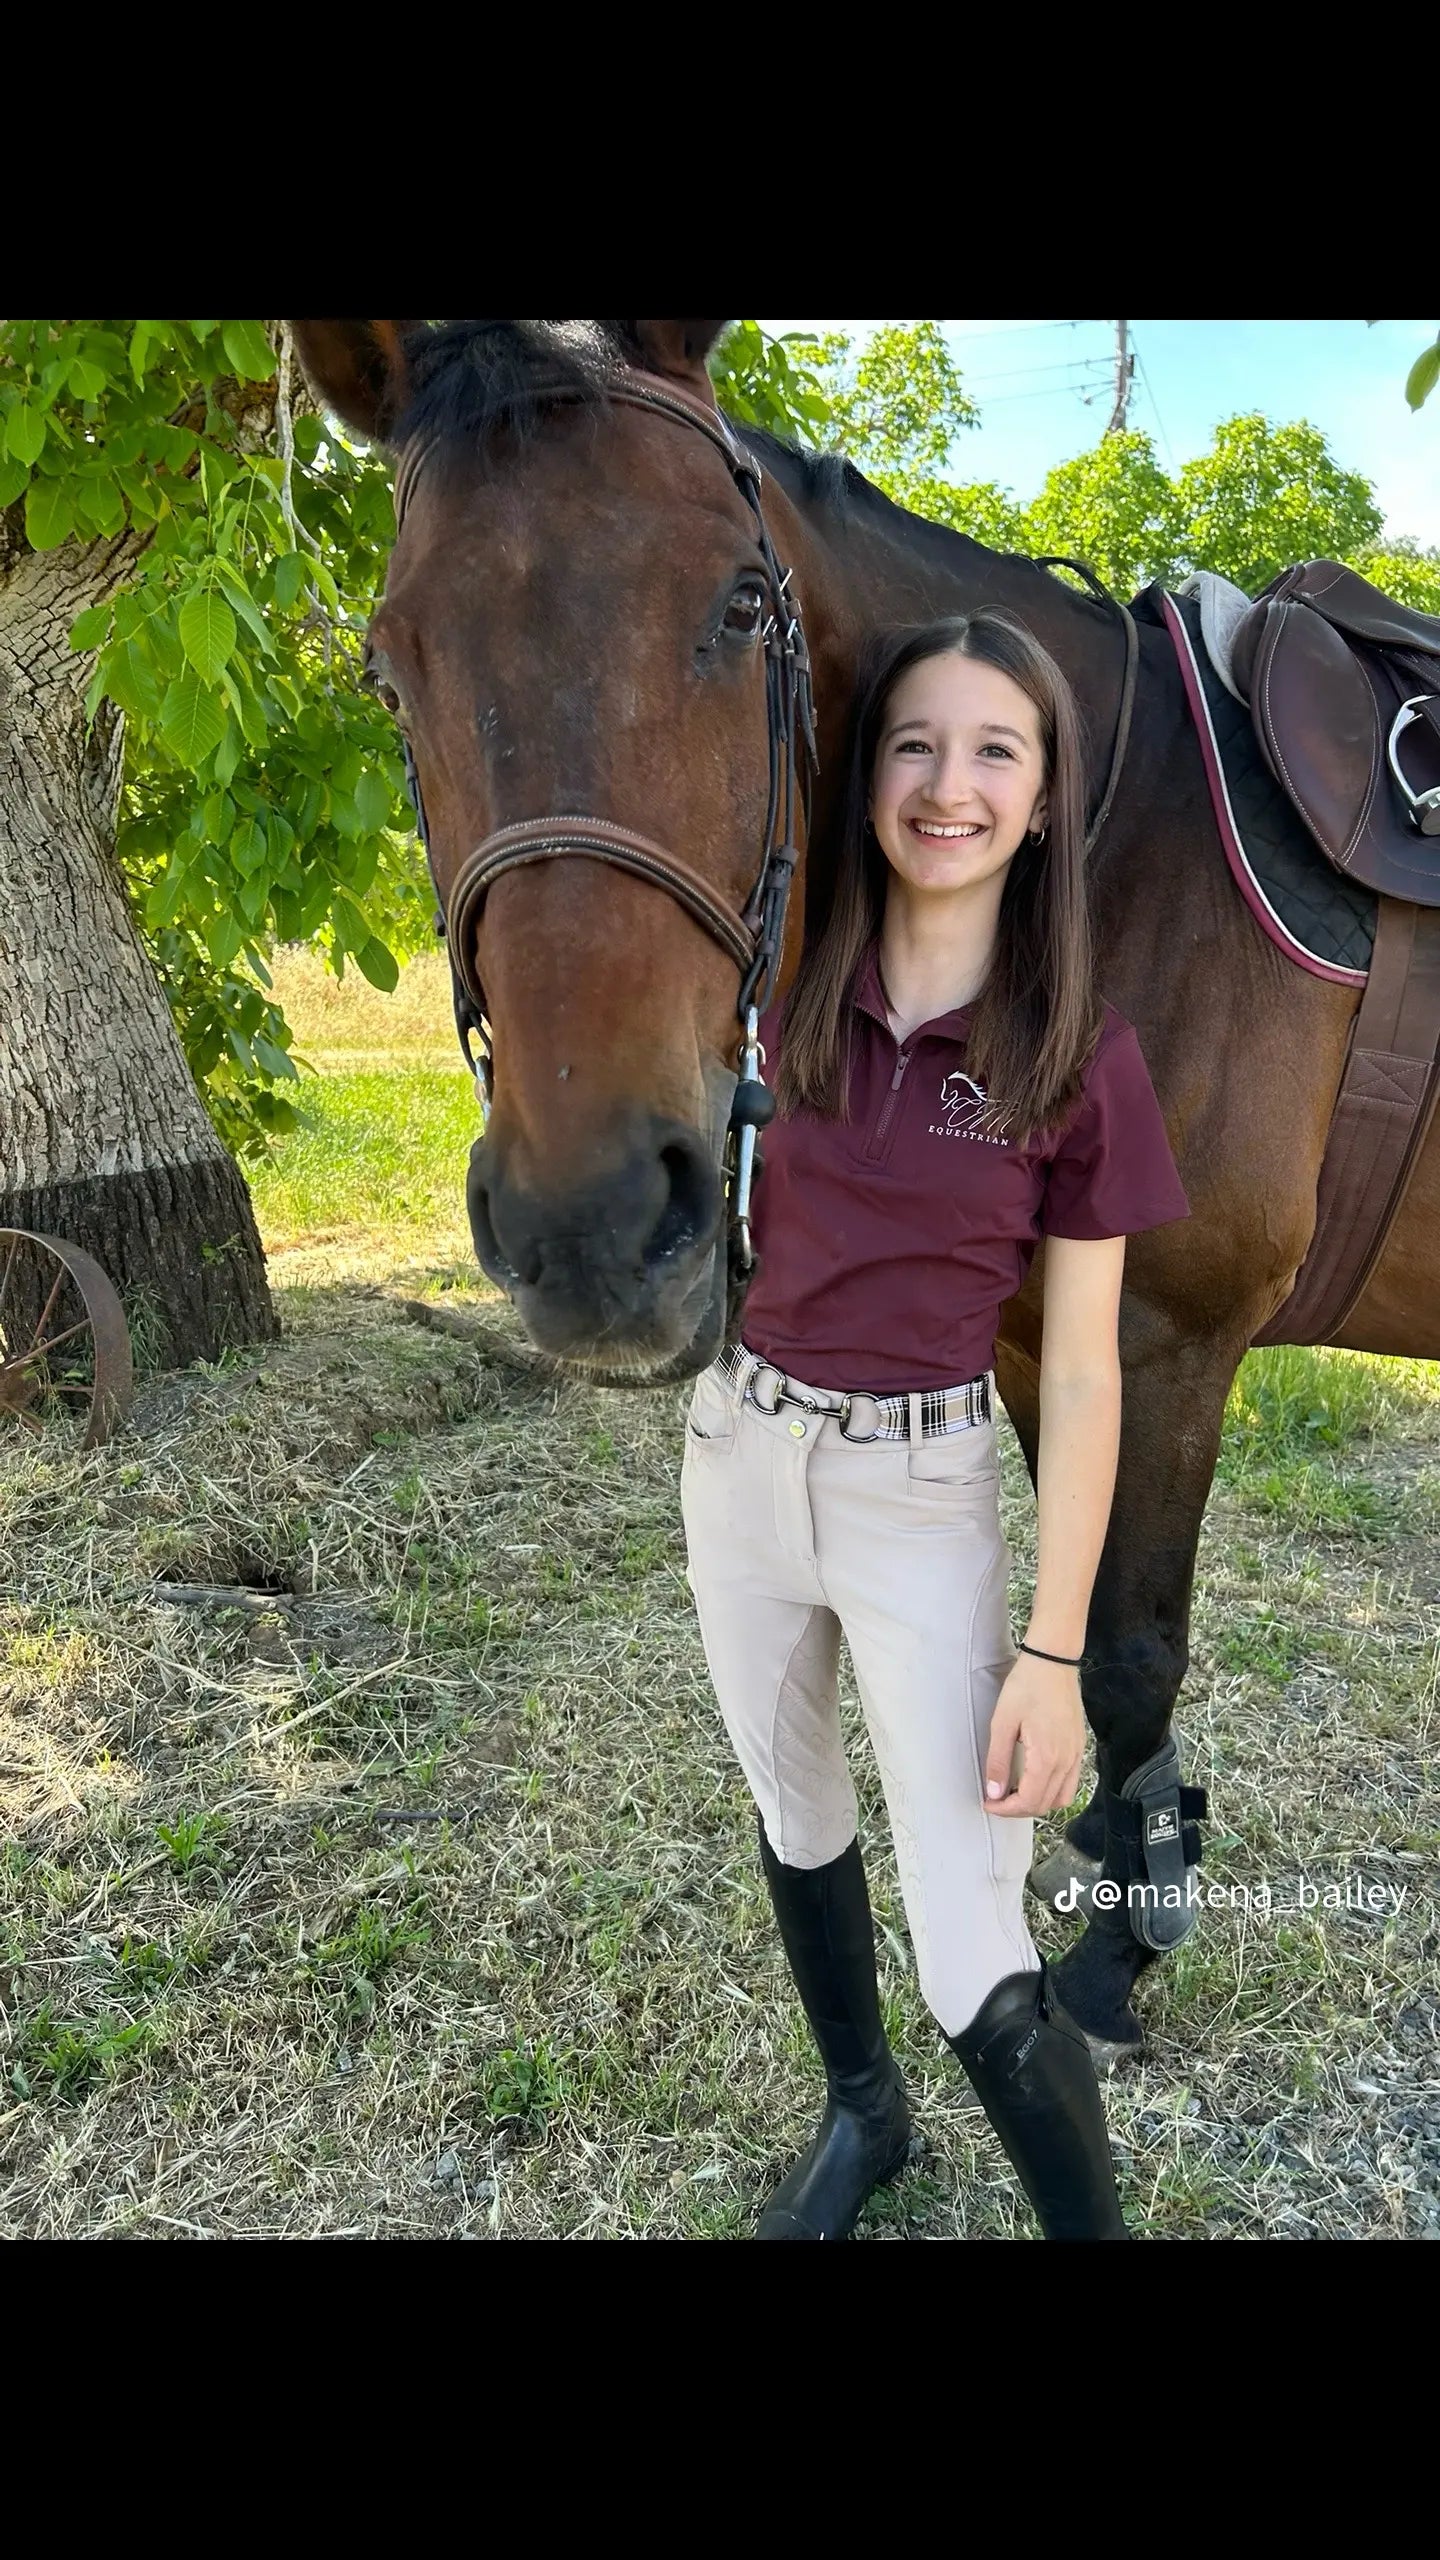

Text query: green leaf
(25, 477), (74, 550)
(145, 861), (192, 928)
(178, 588), (237, 683)
(230, 817), (266, 874)
(212, 559), (276, 656)
(273, 550), (307, 610)
(354, 936), (400, 993)
(73, 473), (126, 538)
(205, 909), (244, 967)
(1405, 342), (1440, 413)
(67, 358), (107, 402)
(212, 716), (242, 789)
(104, 640), (164, 722)
(160, 671), (226, 769)
(252, 1036), (299, 1082)
(115, 466), (158, 526)
(68, 606), (111, 653)
(0, 452), (30, 509)
(221, 320), (276, 384)
(6, 403), (47, 466)
(354, 766), (392, 833)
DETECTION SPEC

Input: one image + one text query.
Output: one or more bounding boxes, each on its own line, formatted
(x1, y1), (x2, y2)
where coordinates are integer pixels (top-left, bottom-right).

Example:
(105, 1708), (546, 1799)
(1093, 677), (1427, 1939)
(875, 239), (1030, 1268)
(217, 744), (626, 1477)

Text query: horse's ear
(285, 320), (426, 441)
(605, 320), (731, 403)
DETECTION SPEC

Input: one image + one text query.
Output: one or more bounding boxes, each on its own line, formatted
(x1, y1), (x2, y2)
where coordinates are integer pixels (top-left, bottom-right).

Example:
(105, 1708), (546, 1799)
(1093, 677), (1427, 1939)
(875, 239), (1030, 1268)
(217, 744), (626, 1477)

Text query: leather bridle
(393, 364), (818, 1270)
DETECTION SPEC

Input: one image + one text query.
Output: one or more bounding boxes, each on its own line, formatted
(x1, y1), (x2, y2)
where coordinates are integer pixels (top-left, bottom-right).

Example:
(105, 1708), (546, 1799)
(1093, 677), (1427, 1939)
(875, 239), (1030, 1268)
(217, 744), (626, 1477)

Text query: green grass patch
(1222, 1345), (1436, 1477)
(11, 2003), (155, 2105)
(247, 1068), (477, 1243)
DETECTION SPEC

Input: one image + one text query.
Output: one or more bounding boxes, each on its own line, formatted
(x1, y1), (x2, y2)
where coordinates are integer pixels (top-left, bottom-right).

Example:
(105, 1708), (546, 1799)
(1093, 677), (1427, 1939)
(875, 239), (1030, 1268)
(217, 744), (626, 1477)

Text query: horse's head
(290, 318), (819, 1382)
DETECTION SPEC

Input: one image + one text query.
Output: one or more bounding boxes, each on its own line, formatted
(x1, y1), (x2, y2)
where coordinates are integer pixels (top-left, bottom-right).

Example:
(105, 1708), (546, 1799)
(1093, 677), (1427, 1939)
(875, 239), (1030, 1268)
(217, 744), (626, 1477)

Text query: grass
(248, 1071), (478, 1251)
(0, 951), (1436, 2239)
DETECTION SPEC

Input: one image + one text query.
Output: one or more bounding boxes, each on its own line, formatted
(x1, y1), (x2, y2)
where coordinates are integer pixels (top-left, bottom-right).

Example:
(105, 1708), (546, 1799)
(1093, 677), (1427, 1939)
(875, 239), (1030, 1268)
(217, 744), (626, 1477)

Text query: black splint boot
(756, 1822), (914, 2240)
(947, 1963), (1130, 2239)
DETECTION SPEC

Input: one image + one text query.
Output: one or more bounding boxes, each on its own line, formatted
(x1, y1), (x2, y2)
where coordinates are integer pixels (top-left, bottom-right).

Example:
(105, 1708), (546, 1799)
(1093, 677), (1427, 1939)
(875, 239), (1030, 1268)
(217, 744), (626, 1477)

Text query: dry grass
(273, 947), (462, 1076)
(2, 1255), (1436, 2239)
(2, 954), (1436, 2239)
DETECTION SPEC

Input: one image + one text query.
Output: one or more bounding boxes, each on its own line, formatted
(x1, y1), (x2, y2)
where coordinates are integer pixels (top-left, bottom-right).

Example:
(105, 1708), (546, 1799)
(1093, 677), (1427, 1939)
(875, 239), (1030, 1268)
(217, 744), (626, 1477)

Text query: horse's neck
(772, 458), (1130, 809)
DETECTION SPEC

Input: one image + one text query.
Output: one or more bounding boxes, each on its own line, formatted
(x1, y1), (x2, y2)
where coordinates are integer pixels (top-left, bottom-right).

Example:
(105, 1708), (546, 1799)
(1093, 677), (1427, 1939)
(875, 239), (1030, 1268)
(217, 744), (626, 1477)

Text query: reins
(1030, 555), (1140, 853)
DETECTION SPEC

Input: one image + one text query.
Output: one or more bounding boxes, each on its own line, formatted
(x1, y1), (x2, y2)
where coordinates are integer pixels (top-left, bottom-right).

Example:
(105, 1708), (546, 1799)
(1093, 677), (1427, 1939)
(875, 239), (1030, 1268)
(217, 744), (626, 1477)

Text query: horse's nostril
(649, 1137), (716, 1269)
(467, 1165), (529, 1288)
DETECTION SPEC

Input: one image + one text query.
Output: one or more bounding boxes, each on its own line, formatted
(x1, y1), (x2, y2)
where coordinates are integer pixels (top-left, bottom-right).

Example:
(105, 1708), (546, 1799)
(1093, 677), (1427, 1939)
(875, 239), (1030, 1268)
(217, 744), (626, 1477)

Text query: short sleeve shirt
(741, 947), (1190, 1395)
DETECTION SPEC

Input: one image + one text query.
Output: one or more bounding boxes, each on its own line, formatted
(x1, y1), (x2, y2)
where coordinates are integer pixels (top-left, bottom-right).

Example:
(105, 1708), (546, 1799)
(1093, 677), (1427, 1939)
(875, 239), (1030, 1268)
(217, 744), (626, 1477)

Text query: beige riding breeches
(680, 1355), (1040, 2037)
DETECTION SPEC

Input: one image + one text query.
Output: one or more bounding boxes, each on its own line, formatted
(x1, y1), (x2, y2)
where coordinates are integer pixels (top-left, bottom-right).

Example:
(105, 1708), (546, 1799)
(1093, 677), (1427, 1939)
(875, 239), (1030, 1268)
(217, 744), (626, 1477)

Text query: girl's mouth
(910, 819), (984, 840)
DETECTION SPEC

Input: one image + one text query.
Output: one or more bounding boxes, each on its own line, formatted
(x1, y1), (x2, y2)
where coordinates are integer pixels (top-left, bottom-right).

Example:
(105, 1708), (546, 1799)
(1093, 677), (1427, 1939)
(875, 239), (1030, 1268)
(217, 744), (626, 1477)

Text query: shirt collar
(853, 941), (973, 1045)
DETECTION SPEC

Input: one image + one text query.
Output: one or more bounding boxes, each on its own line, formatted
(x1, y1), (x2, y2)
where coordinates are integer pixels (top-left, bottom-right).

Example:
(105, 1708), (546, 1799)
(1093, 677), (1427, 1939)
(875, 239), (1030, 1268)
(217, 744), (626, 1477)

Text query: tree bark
(0, 517), (276, 1365)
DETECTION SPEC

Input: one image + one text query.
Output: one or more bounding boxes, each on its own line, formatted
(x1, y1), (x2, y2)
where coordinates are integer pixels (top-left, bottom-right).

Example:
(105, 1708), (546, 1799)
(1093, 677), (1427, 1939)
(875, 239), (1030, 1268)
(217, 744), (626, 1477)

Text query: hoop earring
(1027, 825), (1048, 847)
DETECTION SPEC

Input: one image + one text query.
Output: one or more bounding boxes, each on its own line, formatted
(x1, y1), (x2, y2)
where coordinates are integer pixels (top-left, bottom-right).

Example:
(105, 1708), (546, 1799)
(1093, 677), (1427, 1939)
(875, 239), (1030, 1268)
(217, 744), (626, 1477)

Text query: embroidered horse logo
(938, 1069), (988, 1133)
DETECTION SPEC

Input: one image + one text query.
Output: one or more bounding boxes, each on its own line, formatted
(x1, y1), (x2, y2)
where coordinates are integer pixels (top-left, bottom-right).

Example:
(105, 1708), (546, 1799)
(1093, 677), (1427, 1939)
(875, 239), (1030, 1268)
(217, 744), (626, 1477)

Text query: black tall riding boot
(947, 1963), (1130, 2239)
(755, 1821), (914, 2240)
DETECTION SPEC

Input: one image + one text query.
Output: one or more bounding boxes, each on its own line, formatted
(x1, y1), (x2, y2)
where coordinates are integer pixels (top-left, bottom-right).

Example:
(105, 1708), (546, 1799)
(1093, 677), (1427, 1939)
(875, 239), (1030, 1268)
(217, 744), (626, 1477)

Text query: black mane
(393, 319), (618, 456)
(390, 321), (846, 491)
(389, 322), (1095, 607)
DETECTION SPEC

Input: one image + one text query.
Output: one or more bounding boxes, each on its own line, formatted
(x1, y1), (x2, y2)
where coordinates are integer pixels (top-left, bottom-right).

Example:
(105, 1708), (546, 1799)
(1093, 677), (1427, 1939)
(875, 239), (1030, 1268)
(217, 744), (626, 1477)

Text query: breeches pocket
(684, 1364), (738, 1453)
(905, 1426), (1000, 1503)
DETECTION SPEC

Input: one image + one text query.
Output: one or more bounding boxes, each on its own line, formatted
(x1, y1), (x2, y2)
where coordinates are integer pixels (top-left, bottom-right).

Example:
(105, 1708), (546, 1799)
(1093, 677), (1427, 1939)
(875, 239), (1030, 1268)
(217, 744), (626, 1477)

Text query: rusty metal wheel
(0, 1229), (134, 1451)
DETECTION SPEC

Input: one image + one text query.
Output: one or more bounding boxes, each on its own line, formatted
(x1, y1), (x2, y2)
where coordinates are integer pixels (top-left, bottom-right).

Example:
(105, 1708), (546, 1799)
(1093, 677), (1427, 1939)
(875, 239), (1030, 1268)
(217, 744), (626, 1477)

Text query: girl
(681, 610), (1190, 2242)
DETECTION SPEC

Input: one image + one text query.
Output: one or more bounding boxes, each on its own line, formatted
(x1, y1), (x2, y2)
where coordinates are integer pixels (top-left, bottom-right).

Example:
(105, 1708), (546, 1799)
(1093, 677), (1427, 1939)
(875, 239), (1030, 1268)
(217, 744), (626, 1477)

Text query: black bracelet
(1018, 1640), (1086, 1669)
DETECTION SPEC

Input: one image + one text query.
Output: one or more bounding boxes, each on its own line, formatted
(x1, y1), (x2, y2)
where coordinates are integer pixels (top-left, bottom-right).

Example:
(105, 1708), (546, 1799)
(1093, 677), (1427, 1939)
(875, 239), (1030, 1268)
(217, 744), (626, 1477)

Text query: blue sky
(760, 320), (1439, 546)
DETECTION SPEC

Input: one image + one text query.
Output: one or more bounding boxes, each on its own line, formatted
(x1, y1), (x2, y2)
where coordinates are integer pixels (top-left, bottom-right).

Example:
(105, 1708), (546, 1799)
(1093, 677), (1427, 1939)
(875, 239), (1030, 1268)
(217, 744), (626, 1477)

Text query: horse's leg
(999, 1296), (1246, 2058)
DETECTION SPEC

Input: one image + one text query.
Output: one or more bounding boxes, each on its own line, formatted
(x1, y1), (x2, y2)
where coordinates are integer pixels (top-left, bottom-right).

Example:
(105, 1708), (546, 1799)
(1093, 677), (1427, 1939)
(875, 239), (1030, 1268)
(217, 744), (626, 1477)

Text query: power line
(1130, 327), (1175, 469)
(977, 377), (1114, 409)
(962, 355), (1115, 388)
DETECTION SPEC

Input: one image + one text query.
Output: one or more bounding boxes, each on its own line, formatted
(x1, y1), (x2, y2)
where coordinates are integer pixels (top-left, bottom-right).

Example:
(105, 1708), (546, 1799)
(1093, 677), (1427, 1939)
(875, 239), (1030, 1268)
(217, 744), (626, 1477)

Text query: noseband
(393, 366), (818, 1270)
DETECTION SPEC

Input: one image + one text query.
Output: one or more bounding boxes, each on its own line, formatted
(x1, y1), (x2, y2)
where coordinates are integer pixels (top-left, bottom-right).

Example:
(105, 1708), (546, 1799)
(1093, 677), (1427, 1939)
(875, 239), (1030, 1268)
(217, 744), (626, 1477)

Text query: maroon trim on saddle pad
(1160, 590), (1368, 988)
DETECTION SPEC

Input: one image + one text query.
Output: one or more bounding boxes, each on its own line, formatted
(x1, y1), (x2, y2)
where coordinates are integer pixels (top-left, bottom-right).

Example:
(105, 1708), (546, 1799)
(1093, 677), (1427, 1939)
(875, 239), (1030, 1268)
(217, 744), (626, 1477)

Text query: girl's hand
(984, 1652), (1086, 1817)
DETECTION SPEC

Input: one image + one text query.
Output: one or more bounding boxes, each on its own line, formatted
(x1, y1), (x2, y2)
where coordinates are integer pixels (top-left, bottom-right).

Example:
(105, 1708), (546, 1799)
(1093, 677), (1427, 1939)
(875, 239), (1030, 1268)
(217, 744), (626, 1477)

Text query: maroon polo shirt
(742, 947), (1190, 1395)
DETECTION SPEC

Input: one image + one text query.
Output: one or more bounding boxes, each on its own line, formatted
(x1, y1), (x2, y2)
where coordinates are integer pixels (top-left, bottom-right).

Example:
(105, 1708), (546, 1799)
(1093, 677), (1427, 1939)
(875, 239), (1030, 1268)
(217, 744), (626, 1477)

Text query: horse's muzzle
(466, 1116), (726, 1375)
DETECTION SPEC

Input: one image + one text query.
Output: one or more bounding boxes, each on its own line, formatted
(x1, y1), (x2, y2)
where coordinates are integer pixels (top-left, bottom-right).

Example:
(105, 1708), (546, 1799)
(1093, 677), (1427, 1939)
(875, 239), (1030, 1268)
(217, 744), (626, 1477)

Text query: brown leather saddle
(1230, 561), (1440, 897)
(1224, 562), (1440, 1347)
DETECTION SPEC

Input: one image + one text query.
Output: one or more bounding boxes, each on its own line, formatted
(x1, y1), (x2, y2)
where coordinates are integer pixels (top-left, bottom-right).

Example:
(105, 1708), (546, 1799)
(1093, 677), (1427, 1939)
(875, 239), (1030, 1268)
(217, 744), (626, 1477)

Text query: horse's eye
(364, 655), (403, 716)
(723, 582), (766, 640)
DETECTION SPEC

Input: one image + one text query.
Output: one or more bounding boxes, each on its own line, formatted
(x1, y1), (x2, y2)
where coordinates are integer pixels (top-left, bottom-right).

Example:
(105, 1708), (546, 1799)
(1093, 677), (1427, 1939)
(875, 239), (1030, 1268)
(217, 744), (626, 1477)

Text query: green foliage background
(1, 319), (425, 1159)
(3, 317), (1435, 1165)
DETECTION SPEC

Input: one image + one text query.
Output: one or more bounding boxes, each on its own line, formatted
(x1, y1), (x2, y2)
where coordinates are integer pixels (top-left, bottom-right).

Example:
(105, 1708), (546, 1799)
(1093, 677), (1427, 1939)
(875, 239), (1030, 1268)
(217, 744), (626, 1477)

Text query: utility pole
(1106, 319), (1134, 435)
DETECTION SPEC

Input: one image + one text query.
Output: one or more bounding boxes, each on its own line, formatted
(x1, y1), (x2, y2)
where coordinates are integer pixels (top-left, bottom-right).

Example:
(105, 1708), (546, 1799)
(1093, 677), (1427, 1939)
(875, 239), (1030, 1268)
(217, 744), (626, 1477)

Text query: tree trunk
(0, 520), (277, 1365)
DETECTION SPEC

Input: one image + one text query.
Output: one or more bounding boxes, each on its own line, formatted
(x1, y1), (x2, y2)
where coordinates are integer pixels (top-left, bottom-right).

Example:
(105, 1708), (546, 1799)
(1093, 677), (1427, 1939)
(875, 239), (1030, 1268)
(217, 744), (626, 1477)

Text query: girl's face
(869, 649), (1048, 899)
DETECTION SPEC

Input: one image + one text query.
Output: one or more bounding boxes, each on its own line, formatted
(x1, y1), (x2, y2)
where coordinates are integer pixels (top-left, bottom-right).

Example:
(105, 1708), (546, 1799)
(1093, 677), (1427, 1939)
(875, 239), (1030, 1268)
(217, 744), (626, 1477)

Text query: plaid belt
(718, 1341), (991, 1444)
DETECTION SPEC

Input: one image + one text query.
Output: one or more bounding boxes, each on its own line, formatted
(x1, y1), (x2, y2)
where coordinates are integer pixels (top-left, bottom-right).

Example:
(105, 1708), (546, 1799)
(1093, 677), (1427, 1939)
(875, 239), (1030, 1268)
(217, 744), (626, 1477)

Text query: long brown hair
(775, 611), (1102, 1144)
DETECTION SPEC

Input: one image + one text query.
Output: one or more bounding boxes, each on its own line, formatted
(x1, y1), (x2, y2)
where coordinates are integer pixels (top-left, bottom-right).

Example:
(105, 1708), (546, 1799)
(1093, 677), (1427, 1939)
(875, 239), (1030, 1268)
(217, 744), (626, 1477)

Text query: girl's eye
(896, 738), (930, 754)
(980, 741), (1016, 759)
(723, 583), (766, 638)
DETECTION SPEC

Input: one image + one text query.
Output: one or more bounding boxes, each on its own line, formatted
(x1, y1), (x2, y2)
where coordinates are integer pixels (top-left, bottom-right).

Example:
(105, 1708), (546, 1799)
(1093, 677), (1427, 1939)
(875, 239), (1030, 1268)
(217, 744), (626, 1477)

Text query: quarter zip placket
(863, 1032), (921, 1165)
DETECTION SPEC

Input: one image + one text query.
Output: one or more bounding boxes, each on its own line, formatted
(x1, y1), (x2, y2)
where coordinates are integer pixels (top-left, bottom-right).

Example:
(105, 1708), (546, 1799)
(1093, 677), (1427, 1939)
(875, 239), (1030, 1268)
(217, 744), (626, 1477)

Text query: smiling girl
(681, 610), (1189, 2242)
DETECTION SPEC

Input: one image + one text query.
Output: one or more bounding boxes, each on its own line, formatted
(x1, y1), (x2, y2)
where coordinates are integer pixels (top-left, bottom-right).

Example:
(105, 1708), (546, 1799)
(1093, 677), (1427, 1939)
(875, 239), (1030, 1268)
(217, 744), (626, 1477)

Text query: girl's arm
(984, 1233), (1126, 1819)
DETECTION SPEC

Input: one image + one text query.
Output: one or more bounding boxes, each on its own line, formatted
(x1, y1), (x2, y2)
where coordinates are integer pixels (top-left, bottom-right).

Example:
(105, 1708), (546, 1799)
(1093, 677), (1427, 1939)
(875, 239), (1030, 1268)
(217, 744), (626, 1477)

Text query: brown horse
(290, 318), (1440, 2056)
